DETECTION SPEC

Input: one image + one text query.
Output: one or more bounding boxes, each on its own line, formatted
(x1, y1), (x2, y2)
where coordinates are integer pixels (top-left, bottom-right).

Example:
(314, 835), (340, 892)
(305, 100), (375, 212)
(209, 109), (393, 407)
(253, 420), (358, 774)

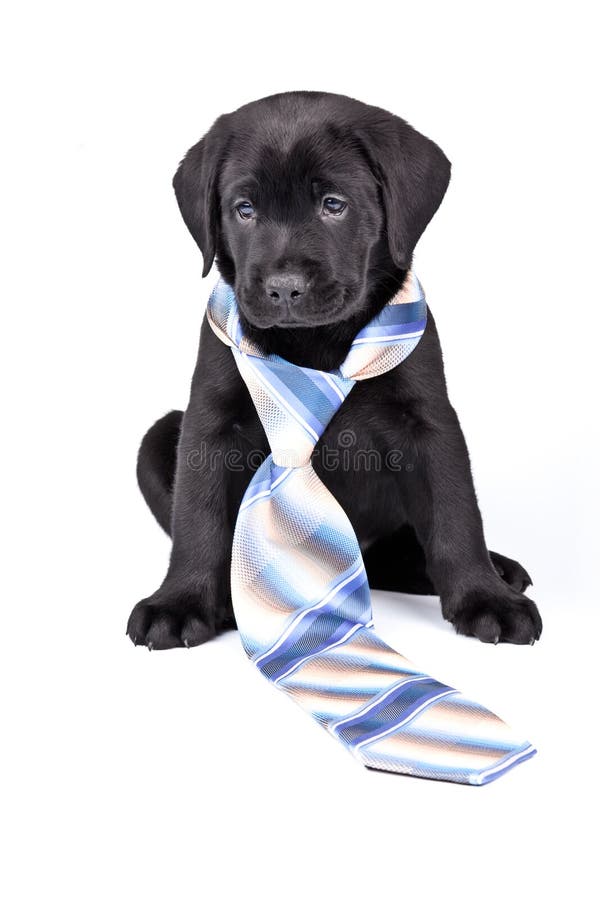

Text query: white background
(2, 1), (598, 897)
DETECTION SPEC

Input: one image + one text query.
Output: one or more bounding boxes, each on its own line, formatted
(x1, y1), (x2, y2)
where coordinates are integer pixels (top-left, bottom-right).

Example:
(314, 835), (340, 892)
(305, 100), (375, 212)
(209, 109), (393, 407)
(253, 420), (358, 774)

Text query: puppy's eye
(236, 201), (255, 220)
(322, 197), (347, 216)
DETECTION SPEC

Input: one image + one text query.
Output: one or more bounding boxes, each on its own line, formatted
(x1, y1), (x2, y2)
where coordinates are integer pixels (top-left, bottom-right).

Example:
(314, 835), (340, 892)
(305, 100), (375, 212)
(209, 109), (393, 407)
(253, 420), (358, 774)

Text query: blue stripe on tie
(266, 617), (362, 681)
(231, 312), (243, 345)
(256, 570), (370, 678)
(260, 578), (372, 680)
(330, 677), (431, 734)
(355, 319), (428, 339)
(352, 300), (426, 338)
(266, 353), (354, 415)
(273, 620), (366, 684)
(379, 299), (425, 321)
(351, 318), (427, 345)
(239, 461), (293, 512)
(298, 368), (354, 408)
(249, 357), (334, 440)
(241, 355), (321, 443)
(253, 561), (368, 672)
(262, 358), (343, 429)
(334, 678), (455, 749)
(240, 474), (274, 506)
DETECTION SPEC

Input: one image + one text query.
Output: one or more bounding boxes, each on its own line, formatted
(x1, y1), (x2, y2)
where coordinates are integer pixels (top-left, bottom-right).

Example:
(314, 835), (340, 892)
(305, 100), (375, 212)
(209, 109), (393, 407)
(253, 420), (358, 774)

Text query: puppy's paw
(444, 584), (542, 645)
(126, 587), (235, 650)
(489, 551), (533, 593)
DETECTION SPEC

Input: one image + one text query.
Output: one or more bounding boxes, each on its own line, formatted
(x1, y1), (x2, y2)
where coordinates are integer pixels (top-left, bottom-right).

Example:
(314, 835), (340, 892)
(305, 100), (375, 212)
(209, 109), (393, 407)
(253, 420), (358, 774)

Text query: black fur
(128, 91), (541, 650)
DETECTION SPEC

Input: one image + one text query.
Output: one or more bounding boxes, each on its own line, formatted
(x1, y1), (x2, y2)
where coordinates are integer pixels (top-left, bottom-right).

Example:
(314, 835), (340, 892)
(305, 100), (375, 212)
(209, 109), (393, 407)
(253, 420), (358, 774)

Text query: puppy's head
(173, 92), (450, 332)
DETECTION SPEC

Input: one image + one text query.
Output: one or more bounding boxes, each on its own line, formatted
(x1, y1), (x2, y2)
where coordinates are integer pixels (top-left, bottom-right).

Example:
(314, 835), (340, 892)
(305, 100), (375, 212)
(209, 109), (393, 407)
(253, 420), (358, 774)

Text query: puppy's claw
(147, 641), (153, 652)
(184, 639), (190, 649)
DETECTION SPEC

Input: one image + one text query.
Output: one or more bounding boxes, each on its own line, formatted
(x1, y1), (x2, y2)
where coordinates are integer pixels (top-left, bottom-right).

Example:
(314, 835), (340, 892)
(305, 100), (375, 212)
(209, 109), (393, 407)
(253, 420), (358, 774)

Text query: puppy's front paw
(126, 587), (234, 650)
(444, 583), (542, 645)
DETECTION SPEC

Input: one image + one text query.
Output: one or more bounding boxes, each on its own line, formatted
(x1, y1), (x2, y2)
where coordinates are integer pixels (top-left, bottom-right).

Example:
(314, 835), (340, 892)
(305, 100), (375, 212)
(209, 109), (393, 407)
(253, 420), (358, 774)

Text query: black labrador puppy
(127, 91), (542, 650)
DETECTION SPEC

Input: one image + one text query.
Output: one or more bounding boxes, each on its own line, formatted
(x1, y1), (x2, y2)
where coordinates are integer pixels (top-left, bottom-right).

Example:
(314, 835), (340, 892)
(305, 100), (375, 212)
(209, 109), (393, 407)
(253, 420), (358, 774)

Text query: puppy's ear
(172, 114), (231, 277)
(358, 114), (451, 269)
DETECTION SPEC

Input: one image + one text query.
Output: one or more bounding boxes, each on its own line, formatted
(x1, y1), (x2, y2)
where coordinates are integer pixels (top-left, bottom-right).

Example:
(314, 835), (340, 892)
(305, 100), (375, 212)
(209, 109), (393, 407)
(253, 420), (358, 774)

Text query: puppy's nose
(265, 273), (307, 305)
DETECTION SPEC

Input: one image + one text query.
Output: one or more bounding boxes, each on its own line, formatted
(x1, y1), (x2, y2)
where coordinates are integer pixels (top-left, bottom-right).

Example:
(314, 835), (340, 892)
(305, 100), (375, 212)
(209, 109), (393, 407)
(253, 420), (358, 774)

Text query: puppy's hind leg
(136, 410), (183, 536)
(364, 528), (533, 596)
(363, 525), (436, 594)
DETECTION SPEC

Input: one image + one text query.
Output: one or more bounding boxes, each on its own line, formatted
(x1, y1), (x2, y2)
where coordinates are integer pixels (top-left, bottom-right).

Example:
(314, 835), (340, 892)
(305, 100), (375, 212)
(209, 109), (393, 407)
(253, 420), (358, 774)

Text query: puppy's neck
(240, 318), (363, 370)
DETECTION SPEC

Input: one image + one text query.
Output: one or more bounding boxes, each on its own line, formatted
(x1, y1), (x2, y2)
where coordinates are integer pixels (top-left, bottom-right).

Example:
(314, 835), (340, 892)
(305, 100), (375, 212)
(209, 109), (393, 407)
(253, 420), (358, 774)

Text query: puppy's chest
(320, 384), (417, 452)
(314, 386), (420, 540)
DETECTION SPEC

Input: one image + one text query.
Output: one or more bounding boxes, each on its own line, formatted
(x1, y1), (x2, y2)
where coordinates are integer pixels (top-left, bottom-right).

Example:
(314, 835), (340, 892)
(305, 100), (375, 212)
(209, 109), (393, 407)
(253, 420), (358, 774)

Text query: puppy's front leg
(127, 318), (259, 649)
(399, 316), (542, 644)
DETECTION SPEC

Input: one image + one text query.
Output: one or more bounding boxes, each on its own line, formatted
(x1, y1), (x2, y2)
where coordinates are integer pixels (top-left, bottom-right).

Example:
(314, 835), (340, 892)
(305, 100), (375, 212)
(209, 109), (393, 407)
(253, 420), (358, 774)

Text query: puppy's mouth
(237, 287), (354, 330)
(268, 318), (311, 328)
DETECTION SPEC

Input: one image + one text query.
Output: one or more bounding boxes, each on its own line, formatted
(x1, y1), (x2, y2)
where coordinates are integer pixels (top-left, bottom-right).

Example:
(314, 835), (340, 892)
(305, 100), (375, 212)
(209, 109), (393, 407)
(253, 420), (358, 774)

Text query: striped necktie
(207, 271), (536, 785)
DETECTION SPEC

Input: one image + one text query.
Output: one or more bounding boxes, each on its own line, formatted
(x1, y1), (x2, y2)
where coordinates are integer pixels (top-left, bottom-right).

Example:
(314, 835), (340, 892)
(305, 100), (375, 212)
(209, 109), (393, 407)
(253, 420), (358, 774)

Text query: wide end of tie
(355, 734), (537, 786)
(466, 744), (537, 786)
